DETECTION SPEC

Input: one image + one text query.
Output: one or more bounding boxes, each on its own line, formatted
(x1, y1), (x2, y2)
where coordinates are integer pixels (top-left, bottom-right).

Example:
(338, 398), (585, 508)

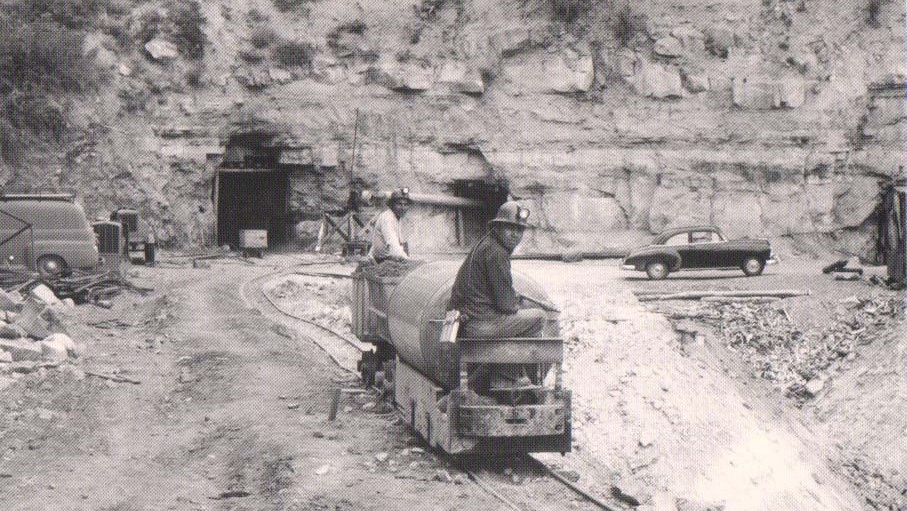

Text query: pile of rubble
(681, 296), (905, 403)
(0, 285), (84, 369)
(355, 259), (425, 280)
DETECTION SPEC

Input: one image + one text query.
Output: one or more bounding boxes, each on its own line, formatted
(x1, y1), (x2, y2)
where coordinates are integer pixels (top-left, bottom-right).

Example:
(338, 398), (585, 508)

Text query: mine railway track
(243, 264), (628, 511)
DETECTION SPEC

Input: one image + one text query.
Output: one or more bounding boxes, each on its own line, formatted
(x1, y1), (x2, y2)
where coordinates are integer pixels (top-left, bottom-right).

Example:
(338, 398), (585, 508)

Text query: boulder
(654, 36), (683, 58)
(834, 177), (880, 227)
(268, 67), (293, 84)
(732, 76), (776, 109)
(0, 323), (27, 340)
(501, 51), (594, 94)
(13, 298), (65, 340)
(312, 55), (346, 84)
(144, 38), (179, 60)
(0, 339), (43, 362)
(436, 61), (484, 94)
(370, 58), (434, 91)
(776, 77), (805, 108)
(633, 60), (683, 99)
(236, 69), (272, 89)
(0, 289), (20, 312)
(704, 26), (735, 57)
(488, 28), (533, 57)
(671, 26), (705, 50)
(30, 284), (60, 306)
(712, 192), (764, 239)
(682, 70), (709, 93)
(615, 49), (637, 78)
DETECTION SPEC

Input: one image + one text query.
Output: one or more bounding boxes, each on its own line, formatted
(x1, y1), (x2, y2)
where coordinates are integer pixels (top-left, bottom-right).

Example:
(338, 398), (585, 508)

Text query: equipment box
(239, 229), (267, 249)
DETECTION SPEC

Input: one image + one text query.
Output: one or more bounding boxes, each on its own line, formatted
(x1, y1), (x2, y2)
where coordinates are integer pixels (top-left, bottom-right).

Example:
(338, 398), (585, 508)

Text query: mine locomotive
(352, 260), (571, 454)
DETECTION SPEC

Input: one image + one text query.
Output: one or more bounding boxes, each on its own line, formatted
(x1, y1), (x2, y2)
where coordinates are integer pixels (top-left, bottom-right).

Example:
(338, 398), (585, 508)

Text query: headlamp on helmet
(517, 206), (530, 221)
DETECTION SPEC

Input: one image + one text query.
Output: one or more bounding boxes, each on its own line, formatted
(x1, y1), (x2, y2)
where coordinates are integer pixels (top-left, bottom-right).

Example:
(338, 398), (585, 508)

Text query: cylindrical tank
(387, 260), (554, 385)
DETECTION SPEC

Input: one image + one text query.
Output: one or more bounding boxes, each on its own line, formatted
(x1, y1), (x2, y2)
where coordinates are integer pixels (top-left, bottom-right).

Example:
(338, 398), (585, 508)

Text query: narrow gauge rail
(246, 265), (627, 511)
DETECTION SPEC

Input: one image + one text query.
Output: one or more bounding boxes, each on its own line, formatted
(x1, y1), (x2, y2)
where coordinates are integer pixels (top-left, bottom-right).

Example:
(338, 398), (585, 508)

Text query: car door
(662, 232), (692, 269)
(686, 230), (722, 268)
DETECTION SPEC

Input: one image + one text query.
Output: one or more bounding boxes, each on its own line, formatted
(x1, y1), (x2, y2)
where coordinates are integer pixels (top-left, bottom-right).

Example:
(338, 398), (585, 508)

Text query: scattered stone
(287, 402), (300, 410)
(654, 37), (683, 58)
(343, 405), (353, 413)
(0, 289), (20, 312)
(313, 431), (325, 438)
(362, 401), (376, 410)
(144, 39), (179, 60)
(0, 339), (43, 362)
(40, 333), (80, 361)
(118, 63), (132, 77)
(434, 469), (453, 482)
(0, 323), (27, 340)
(834, 272), (861, 281)
(61, 298), (75, 308)
(315, 464), (331, 475)
(29, 284), (60, 305)
(452, 474), (468, 485)
(374, 452), (389, 462)
(410, 447), (424, 454)
(639, 429), (655, 447)
(804, 377), (825, 396)
(839, 296), (861, 306)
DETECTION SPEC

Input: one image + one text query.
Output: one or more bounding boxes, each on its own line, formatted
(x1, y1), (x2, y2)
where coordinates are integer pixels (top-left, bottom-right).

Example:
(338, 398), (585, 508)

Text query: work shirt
(368, 208), (408, 261)
(449, 233), (520, 321)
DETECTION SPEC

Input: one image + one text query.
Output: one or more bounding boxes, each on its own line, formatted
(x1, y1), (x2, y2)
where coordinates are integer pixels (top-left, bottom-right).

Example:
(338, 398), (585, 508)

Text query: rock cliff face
(1, 0), (904, 257)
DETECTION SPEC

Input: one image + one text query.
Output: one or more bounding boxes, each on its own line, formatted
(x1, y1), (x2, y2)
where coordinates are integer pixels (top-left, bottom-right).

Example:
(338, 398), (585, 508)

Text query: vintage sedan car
(621, 225), (779, 279)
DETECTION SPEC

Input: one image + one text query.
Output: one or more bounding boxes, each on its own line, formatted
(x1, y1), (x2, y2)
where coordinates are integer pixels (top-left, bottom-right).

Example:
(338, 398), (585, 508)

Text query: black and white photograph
(0, 0), (905, 509)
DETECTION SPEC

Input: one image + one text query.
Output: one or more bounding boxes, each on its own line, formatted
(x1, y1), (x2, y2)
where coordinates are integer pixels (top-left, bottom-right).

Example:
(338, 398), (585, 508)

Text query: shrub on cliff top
(551, 0), (590, 22)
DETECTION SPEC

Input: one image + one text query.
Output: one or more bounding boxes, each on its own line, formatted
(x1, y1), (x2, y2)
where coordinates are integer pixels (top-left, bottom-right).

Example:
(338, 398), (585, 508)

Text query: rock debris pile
(677, 296), (905, 403)
(0, 285), (84, 372)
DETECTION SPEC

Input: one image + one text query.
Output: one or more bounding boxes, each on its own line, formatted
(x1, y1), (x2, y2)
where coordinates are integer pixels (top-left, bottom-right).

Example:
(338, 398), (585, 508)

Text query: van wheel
(37, 255), (67, 277)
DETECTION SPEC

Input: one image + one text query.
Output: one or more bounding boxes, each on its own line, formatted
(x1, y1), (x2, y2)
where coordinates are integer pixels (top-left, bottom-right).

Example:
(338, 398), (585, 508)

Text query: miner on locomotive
(352, 200), (571, 455)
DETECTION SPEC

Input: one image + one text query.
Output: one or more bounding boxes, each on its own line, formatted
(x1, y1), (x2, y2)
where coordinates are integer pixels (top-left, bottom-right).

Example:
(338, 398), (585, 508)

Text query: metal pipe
(360, 190), (483, 208)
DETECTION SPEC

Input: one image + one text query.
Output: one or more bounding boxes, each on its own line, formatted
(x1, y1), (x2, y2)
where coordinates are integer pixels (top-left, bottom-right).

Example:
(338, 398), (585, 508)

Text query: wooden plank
(458, 339), (563, 364)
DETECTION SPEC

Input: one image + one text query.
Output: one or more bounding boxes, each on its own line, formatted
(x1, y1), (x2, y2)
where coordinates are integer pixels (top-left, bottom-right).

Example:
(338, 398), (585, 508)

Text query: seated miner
(368, 187), (412, 263)
(449, 201), (547, 339)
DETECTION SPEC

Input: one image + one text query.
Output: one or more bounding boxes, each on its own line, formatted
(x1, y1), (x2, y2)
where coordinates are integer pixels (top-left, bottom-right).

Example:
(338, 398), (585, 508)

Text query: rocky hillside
(0, 0), (904, 254)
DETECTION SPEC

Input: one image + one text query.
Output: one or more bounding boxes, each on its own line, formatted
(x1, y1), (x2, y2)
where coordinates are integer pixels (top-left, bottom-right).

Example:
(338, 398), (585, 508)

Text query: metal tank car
(351, 260), (572, 455)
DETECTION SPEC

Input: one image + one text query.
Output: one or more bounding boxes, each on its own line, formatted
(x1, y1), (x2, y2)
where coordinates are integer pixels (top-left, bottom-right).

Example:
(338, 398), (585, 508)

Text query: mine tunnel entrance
(216, 139), (293, 250)
(451, 179), (509, 247)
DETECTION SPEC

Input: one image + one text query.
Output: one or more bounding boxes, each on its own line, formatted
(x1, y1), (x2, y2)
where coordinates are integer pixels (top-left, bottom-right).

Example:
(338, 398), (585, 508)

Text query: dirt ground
(1, 253), (904, 510)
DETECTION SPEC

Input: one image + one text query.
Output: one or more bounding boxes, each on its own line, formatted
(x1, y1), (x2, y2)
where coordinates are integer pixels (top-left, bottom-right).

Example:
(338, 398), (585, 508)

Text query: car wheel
(742, 257), (765, 276)
(37, 255), (67, 277)
(646, 261), (669, 280)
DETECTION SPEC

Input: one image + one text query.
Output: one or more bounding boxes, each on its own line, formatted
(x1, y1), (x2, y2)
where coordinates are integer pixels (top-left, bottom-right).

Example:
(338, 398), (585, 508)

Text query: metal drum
(387, 260), (552, 385)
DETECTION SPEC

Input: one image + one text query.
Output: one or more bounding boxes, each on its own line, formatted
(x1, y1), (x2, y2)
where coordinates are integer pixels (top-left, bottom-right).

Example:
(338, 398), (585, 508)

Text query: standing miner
(368, 188), (412, 263)
(449, 201), (548, 339)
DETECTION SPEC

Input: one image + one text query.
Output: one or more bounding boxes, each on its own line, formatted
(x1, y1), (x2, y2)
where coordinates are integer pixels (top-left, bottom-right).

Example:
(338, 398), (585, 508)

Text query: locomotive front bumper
(457, 403), (568, 437)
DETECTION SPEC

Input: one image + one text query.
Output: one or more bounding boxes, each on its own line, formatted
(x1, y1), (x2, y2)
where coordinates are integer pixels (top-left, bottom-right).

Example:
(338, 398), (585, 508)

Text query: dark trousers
(460, 308), (547, 338)
(460, 308), (548, 393)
